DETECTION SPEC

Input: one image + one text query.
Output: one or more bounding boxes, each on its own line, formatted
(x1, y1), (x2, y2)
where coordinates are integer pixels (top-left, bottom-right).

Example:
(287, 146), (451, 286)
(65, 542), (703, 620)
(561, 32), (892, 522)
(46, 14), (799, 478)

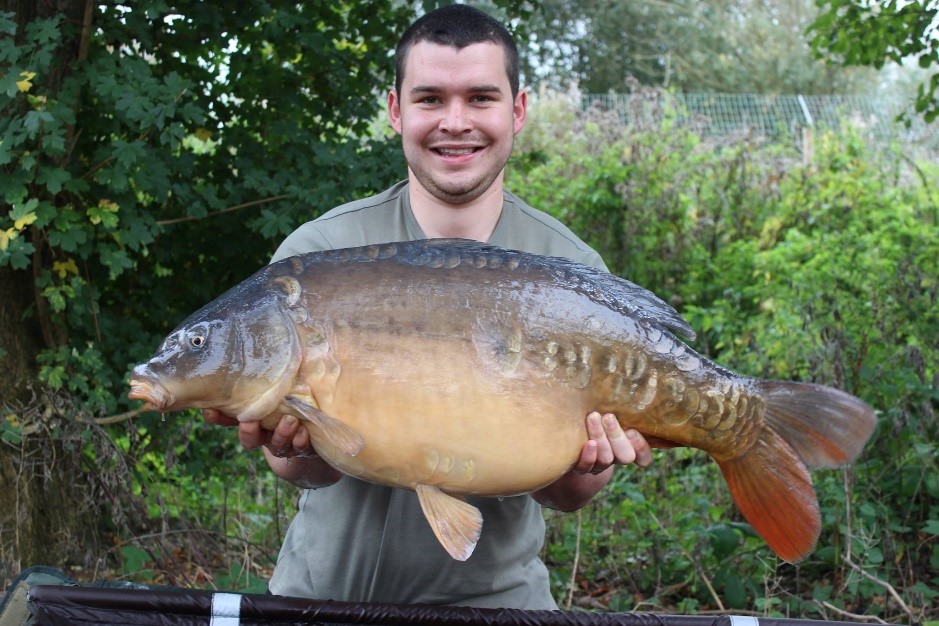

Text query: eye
(190, 335), (205, 348)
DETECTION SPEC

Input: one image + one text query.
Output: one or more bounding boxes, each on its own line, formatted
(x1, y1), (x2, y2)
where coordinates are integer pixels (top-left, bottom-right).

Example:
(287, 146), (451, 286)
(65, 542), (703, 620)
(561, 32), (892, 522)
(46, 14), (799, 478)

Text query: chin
(428, 176), (497, 204)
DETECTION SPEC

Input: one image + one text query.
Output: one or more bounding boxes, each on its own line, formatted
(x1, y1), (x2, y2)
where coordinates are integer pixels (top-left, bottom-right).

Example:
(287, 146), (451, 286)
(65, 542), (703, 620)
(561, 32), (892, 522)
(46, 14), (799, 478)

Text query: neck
(408, 174), (505, 242)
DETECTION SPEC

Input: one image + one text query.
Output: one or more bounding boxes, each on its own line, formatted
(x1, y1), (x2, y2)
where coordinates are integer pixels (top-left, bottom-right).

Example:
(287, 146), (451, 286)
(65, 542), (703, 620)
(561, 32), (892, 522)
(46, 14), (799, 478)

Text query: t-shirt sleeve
(271, 222), (334, 262)
(578, 248), (608, 272)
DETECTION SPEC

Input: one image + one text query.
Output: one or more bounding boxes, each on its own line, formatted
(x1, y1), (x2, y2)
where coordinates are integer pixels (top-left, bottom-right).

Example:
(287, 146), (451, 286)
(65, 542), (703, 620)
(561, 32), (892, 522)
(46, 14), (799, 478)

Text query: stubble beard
(406, 135), (514, 206)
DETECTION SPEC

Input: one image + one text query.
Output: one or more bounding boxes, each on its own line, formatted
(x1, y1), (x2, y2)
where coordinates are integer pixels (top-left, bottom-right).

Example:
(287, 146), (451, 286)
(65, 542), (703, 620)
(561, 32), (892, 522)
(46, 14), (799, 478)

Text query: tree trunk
(0, 267), (93, 587)
(0, 268), (42, 401)
(0, 0), (106, 585)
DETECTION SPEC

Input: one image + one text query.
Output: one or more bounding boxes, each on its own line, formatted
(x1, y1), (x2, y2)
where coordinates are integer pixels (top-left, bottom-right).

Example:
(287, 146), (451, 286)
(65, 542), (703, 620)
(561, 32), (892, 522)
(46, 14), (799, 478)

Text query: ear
(513, 89), (527, 135)
(271, 276), (301, 307)
(388, 89), (403, 135)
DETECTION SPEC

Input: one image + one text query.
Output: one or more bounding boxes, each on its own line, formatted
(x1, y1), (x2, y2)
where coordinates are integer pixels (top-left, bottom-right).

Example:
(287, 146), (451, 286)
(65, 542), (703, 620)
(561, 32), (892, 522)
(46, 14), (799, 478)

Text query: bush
(510, 90), (938, 621)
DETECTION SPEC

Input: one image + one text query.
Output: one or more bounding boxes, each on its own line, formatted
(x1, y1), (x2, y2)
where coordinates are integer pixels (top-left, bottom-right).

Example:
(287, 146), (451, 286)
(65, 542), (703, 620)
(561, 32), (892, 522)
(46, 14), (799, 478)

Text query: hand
(532, 411), (652, 511)
(203, 409), (342, 488)
(572, 411), (653, 474)
(202, 409), (317, 458)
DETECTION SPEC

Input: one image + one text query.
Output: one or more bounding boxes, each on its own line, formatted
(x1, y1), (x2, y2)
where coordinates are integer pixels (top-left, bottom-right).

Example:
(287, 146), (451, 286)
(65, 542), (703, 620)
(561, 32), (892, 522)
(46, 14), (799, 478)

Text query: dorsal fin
(416, 239), (696, 340)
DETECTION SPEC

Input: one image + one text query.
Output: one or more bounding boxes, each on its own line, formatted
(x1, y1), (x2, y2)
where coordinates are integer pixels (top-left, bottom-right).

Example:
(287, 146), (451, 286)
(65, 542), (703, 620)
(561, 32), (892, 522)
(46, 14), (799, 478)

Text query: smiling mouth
(433, 147), (481, 156)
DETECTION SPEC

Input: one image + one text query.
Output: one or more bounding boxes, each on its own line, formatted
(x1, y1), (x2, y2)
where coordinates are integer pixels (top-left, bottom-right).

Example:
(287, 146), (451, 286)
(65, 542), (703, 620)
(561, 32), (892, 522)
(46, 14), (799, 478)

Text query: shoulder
(495, 191), (607, 271)
(272, 181), (409, 262)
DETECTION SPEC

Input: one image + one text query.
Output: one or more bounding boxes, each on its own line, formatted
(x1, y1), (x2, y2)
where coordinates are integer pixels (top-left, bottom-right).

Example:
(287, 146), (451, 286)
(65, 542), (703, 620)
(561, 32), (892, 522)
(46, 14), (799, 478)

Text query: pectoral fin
(415, 484), (482, 561)
(282, 395), (364, 457)
(645, 435), (684, 449)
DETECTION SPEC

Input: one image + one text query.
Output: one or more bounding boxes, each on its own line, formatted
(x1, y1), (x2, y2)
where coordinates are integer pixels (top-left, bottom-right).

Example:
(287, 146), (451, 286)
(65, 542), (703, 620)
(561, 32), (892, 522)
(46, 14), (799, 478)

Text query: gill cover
(219, 274), (305, 420)
(130, 273), (304, 418)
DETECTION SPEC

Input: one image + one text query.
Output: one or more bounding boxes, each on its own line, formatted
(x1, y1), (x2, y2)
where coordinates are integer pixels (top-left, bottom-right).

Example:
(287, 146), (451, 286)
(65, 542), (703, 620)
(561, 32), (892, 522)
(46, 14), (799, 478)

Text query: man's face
(389, 41), (527, 206)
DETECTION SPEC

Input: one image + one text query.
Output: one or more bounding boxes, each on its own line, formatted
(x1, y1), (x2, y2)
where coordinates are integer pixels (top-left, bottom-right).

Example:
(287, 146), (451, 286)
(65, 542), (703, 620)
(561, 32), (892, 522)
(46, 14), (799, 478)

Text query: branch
(111, 527), (278, 568)
(901, 152), (939, 221)
(694, 610), (773, 617)
(817, 600), (888, 624)
(564, 509), (583, 610)
(649, 512), (725, 611)
(156, 194), (290, 226)
(89, 406), (147, 425)
(21, 406), (146, 436)
(78, 0), (94, 61)
(843, 556), (917, 623)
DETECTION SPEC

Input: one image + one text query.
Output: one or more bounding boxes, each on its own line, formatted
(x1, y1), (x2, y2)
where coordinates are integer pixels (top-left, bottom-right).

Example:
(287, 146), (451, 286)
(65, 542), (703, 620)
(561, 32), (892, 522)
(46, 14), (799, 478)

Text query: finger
(593, 425), (615, 468)
(238, 420), (264, 451)
(268, 415), (300, 456)
(584, 412), (613, 473)
(203, 408), (238, 427)
(573, 440), (599, 473)
(585, 411), (604, 441)
(291, 423), (316, 456)
(602, 414), (636, 465)
(627, 429), (653, 468)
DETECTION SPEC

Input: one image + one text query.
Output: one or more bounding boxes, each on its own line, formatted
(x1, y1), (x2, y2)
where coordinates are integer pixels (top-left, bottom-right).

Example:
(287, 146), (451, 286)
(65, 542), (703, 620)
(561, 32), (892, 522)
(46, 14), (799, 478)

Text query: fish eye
(190, 335), (205, 348)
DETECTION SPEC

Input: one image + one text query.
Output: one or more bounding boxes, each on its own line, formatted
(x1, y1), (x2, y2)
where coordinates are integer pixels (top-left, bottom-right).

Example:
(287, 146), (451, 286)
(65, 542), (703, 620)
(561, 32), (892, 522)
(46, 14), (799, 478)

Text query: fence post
(797, 94), (814, 166)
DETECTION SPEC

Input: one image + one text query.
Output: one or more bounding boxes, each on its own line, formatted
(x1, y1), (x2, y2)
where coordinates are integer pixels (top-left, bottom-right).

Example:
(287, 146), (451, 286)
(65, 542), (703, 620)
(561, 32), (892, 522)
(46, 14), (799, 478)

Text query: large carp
(129, 239), (876, 563)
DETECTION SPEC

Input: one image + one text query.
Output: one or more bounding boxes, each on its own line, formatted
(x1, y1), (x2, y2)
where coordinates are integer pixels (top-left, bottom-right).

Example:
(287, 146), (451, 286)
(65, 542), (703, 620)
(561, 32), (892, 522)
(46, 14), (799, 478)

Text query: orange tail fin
(717, 381), (876, 563)
(759, 381), (877, 468)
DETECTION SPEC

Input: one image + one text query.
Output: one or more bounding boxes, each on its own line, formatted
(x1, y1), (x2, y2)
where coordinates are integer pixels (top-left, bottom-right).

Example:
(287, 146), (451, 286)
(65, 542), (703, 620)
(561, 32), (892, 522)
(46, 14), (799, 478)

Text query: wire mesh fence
(582, 92), (939, 160)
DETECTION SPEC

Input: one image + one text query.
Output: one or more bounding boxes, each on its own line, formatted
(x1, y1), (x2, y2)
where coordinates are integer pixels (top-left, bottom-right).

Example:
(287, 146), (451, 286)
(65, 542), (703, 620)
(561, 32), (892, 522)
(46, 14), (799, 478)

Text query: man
(206, 4), (652, 609)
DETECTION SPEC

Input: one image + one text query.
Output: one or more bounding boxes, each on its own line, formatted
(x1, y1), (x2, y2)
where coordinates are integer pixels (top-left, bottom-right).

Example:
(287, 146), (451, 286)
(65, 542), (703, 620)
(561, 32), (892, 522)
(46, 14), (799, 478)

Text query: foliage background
(1, 1), (937, 623)
(509, 91), (937, 621)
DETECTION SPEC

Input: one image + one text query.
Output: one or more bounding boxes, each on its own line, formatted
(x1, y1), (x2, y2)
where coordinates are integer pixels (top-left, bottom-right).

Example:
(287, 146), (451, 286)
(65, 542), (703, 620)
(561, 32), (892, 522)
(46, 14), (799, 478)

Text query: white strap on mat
(730, 616), (760, 626)
(210, 592), (242, 626)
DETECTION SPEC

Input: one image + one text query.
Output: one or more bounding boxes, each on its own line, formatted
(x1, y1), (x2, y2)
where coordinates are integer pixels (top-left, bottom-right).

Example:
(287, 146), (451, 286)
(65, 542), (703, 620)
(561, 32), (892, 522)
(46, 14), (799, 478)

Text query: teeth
(438, 148), (475, 156)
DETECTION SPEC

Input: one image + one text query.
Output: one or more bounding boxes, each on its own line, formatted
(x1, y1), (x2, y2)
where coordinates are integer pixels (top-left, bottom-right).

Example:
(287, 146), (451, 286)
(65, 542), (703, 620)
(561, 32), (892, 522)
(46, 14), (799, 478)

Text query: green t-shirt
(268, 180), (606, 609)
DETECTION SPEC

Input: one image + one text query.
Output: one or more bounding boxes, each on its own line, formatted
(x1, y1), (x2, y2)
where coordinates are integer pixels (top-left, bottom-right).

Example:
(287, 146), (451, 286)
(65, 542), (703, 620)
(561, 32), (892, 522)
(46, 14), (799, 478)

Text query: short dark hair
(395, 4), (520, 98)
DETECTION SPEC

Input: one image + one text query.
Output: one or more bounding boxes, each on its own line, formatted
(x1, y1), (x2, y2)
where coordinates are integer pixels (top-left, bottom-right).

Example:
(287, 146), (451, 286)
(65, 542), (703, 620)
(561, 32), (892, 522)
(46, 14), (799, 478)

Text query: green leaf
(113, 139), (145, 169)
(909, 582), (939, 599)
(87, 202), (120, 229)
(48, 225), (87, 252)
(120, 546), (151, 575)
(1, 425), (22, 446)
(23, 110), (54, 136)
(37, 167), (71, 194)
(812, 584), (833, 602)
(0, 233), (34, 269)
(723, 572), (747, 609)
(0, 12), (17, 37)
(8, 197), (38, 222)
(708, 523), (741, 559)
(100, 247), (134, 279)
(251, 208), (294, 239)
(0, 68), (21, 97)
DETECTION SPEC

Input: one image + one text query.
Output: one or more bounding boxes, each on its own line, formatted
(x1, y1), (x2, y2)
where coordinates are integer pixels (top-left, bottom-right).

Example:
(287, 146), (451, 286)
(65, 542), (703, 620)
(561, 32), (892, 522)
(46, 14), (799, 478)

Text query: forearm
(263, 447), (343, 489)
(531, 466), (613, 512)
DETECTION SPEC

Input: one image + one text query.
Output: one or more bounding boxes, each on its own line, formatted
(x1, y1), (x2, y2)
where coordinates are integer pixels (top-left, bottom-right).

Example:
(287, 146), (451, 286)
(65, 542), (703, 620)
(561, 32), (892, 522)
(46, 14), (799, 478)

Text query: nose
(439, 100), (471, 134)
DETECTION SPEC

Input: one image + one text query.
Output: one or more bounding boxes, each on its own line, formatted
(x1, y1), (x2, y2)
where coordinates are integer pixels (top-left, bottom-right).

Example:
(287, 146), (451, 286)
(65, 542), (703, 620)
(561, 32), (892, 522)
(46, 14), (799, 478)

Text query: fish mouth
(128, 379), (174, 412)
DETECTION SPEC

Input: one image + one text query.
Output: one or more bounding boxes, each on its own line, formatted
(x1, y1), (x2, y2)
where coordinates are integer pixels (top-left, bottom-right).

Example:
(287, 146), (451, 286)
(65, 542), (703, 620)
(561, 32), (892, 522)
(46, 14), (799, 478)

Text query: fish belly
(307, 327), (591, 496)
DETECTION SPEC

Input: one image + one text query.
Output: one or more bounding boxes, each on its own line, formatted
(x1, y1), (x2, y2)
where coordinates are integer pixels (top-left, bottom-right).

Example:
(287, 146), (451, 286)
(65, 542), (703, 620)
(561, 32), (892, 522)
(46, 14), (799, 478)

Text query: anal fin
(415, 484), (482, 561)
(282, 395), (364, 457)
